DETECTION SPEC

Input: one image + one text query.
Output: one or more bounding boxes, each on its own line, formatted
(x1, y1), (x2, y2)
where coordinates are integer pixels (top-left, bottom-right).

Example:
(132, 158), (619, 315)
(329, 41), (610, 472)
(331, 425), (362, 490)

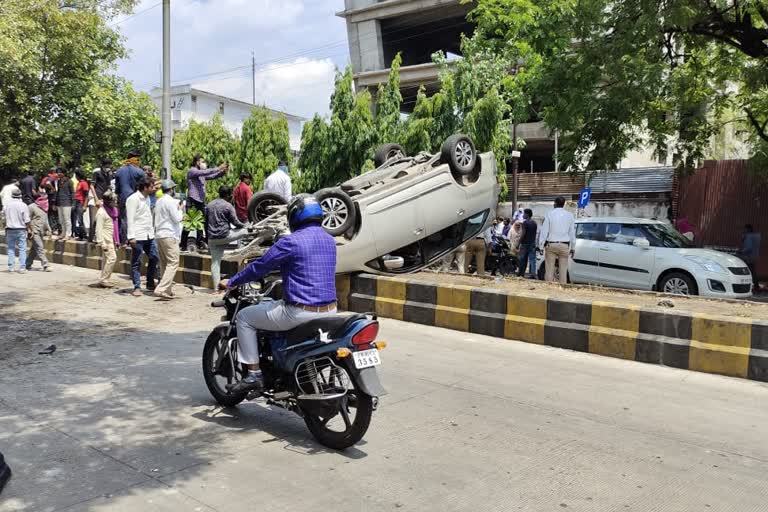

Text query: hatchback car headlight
(685, 256), (727, 274)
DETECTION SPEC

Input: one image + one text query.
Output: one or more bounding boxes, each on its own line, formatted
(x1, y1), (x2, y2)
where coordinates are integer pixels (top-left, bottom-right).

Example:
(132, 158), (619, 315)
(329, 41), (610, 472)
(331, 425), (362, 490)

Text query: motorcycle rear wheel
(202, 328), (247, 407)
(303, 375), (373, 450)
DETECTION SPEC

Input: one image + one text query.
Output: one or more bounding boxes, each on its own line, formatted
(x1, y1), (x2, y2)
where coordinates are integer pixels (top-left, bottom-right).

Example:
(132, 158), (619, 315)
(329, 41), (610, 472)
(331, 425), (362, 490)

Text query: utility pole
(511, 124), (520, 207)
(160, 0), (172, 180)
(252, 51), (256, 105)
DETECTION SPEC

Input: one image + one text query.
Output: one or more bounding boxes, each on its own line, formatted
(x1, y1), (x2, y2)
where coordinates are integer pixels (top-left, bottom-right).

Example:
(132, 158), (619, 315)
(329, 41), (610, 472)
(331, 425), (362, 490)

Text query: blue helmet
(287, 194), (324, 231)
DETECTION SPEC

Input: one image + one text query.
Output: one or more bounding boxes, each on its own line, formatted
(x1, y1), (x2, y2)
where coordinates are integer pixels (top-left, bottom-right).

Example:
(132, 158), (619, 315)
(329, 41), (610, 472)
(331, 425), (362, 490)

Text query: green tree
(374, 53), (403, 146)
(298, 67), (376, 190)
(469, 0), (768, 171)
(0, 0), (142, 179)
(235, 107), (292, 190)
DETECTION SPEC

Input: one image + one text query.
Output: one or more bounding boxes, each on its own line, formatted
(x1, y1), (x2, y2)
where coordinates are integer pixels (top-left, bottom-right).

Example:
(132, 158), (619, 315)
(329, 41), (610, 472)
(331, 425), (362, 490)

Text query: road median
(337, 273), (768, 382)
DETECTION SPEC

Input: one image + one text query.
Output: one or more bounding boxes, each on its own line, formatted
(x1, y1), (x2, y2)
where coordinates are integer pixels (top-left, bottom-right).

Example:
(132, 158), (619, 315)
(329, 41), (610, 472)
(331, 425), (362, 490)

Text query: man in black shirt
(19, 170), (36, 205)
(517, 208), (538, 278)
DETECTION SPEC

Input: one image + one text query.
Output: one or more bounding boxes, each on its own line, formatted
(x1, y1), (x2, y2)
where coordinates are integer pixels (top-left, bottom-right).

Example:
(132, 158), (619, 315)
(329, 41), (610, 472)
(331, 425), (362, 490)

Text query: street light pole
(160, 0), (172, 180)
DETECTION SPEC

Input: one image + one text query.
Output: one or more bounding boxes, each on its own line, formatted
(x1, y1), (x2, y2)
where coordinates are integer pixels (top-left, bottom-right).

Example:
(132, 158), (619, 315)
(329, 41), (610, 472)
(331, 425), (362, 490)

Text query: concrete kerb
(0, 234), (239, 290)
(340, 273), (768, 383)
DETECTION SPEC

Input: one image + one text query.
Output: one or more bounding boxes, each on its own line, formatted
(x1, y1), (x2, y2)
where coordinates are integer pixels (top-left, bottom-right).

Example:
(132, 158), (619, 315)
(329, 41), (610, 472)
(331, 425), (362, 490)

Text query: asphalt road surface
(1, 256), (768, 512)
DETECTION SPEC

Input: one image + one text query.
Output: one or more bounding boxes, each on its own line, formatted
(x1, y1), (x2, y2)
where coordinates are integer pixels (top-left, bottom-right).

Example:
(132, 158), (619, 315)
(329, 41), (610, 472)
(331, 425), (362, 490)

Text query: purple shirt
(228, 224), (337, 306)
(186, 167), (225, 203)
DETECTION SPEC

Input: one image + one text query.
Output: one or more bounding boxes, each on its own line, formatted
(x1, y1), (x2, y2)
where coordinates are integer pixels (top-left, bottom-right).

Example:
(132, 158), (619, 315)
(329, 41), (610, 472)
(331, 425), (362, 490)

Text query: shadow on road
(0, 290), (365, 511)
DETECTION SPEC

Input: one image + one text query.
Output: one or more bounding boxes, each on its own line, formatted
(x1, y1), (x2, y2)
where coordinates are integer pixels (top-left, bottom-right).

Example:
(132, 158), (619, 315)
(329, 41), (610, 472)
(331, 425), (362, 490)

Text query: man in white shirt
(126, 179), (159, 297)
(153, 180), (184, 300)
(4, 188), (30, 273)
(538, 196), (576, 284)
(263, 160), (292, 201)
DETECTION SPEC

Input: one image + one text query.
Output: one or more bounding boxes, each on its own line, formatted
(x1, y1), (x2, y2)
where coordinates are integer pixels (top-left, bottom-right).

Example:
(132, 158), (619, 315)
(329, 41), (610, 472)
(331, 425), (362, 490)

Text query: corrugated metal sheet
(588, 167), (674, 194)
(678, 160), (768, 278)
(512, 167), (674, 199)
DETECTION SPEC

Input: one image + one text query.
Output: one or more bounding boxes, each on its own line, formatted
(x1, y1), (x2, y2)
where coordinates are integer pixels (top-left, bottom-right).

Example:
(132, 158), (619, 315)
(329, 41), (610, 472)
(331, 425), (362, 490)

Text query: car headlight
(685, 256), (727, 274)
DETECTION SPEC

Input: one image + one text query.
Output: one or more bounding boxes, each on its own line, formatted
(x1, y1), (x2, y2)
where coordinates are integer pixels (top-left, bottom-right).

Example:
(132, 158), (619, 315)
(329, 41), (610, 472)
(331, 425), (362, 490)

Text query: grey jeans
(26, 233), (48, 269)
(236, 300), (337, 365)
(209, 228), (248, 287)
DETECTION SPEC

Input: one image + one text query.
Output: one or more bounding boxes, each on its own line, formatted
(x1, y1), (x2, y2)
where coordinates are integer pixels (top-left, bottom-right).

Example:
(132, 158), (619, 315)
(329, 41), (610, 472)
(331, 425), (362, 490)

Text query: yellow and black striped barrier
(336, 273), (768, 382)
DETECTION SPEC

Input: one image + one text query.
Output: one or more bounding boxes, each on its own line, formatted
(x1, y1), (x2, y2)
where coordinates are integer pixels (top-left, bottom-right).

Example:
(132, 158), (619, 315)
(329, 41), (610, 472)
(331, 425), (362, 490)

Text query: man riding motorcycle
(219, 194), (338, 394)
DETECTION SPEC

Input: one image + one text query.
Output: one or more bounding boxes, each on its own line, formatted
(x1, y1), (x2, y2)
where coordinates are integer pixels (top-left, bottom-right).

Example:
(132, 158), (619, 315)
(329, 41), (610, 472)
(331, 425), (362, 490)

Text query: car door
(597, 223), (655, 289)
(413, 169), (470, 237)
(365, 190), (426, 258)
(571, 222), (605, 284)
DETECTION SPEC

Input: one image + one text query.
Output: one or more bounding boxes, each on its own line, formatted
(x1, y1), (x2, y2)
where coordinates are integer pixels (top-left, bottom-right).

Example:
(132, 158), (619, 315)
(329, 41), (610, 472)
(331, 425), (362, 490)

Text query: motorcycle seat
(283, 313), (371, 344)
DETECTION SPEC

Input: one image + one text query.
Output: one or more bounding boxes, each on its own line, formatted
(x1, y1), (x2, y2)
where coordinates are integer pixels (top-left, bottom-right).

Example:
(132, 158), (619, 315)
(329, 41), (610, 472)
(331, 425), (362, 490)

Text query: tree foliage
(0, 0), (157, 179)
(235, 107), (292, 190)
(298, 68), (376, 190)
(469, 0), (768, 171)
(299, 49), (511, 197)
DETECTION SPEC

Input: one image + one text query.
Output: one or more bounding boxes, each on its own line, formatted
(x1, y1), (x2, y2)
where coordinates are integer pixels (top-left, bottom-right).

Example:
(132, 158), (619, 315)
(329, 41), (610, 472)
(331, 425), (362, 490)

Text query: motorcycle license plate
(353, 349), (381, 369)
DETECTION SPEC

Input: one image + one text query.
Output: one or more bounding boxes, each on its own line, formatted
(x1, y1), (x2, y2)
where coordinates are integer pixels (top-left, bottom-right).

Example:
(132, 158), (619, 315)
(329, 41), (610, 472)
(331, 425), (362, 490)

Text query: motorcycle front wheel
(202, 328), (247, 407)
(303, 373), (374, 450)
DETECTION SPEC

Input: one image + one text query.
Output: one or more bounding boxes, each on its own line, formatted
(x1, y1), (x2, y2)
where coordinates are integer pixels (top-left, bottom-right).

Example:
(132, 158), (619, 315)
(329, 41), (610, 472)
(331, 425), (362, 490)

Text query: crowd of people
(442, 197), (577, 285)
(0, 149), (294, 297)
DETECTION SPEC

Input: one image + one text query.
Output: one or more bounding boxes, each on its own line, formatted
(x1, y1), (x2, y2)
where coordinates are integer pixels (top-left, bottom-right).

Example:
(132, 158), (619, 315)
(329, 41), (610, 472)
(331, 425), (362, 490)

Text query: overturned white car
(226, 135), (500, 274)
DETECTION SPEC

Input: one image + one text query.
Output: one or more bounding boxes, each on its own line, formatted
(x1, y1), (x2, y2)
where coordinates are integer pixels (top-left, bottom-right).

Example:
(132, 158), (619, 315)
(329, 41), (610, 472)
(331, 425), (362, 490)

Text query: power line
(135, 18), (470, 90)
(108, 1), (162, 27)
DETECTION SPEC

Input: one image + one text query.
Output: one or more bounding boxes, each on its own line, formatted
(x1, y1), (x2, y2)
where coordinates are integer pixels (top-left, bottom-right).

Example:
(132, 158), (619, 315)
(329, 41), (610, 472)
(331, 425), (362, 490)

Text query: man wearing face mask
(180, 154), (229, 252)
(263, 160), (292, 202)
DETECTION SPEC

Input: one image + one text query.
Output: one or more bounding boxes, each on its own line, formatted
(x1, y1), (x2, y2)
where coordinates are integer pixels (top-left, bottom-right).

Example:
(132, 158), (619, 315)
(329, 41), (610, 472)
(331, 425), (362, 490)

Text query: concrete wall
(498, 199), (671, 224)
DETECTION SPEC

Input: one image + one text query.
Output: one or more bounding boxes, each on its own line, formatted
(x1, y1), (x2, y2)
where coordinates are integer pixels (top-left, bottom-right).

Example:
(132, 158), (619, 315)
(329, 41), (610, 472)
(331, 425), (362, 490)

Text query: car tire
(374, 143), (406, 168)
(247, 192), (287, 223)
(659, 271), (698, 296)
(441, 134), (477, 176)
(314, 188), (357, 237)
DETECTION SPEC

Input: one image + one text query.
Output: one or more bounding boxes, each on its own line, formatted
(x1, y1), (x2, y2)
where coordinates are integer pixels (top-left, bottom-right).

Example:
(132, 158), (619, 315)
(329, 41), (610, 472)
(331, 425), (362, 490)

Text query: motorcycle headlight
(685, 256), (726, 274)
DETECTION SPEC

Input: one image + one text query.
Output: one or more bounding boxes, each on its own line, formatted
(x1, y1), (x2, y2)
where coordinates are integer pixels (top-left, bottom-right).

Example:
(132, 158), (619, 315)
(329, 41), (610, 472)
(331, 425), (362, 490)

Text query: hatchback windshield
(642, 223), (693, 248)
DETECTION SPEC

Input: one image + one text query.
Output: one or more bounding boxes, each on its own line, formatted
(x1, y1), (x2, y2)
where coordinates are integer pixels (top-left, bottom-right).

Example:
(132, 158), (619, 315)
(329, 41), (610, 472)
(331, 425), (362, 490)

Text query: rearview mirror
(633, 237), (651, 249)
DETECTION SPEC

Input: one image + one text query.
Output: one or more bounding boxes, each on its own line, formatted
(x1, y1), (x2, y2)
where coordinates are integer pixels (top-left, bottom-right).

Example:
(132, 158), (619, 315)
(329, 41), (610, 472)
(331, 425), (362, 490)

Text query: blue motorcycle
(204, 280), (387, 450)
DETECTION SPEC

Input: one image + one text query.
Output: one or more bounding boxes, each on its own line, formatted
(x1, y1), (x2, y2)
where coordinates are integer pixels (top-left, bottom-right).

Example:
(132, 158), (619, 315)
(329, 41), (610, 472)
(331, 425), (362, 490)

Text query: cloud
(194, 57), (337, 118)
(115, 0), (348, 118)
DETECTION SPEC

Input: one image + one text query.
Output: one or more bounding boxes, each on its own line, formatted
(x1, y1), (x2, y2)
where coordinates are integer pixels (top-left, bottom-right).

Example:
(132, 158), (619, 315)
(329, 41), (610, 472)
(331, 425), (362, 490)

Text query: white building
(150, 85), (305, 153)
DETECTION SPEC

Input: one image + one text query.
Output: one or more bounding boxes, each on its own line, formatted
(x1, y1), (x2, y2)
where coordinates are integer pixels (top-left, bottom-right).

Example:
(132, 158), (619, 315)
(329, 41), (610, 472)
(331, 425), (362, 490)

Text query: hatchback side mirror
(633, 237), (651, 249)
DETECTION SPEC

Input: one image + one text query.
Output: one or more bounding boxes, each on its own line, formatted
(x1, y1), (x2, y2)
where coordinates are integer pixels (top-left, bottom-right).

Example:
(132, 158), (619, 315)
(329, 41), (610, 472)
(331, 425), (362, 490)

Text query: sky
(114, 0), (351, 119)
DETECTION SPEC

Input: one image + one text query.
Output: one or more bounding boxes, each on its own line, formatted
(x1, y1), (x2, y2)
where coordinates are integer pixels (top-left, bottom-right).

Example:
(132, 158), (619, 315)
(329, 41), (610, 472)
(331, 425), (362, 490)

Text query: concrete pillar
(356, 20), (385, 72)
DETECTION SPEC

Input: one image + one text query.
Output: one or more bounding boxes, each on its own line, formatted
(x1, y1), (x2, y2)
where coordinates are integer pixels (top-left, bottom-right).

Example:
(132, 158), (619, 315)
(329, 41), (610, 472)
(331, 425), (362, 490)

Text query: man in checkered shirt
(221, 194), (337, 393)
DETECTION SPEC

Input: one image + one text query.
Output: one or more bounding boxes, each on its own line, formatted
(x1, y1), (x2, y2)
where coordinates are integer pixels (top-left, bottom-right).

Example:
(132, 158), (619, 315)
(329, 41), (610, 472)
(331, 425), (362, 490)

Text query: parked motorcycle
(203, 280), (387, 450)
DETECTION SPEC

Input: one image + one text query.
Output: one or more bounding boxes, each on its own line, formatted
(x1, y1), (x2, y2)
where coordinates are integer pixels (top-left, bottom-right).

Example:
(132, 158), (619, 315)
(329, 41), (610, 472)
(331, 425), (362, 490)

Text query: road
(1, 256), (768, 512)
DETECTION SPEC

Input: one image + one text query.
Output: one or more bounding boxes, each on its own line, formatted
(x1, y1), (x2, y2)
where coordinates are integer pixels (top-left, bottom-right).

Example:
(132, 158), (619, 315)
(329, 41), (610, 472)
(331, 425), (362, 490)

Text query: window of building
(219, 101), (225, 114)
(191, 95), (197, 113)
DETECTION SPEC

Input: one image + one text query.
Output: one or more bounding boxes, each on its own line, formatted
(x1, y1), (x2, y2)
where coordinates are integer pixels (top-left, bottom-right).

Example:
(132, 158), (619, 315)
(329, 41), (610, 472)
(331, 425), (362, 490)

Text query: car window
(605, 223), (646, 245)
(576, 223), (604, 241)
(641, 223), (692, 248)
(461, 210), (490, 242)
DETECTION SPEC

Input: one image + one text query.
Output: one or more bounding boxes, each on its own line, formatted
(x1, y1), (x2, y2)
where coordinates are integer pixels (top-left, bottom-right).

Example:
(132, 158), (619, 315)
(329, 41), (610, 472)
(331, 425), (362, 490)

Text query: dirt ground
(407, 271), (768, 320)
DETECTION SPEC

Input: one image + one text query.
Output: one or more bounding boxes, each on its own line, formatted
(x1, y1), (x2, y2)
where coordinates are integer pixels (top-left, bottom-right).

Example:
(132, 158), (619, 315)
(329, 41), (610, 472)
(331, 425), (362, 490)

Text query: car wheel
(659, 271), (698, 296)
(441, 134), (477, 176)
(247, 192), (287, 223)
(314, 188), (357, 237)
(374, 143), (406, 168)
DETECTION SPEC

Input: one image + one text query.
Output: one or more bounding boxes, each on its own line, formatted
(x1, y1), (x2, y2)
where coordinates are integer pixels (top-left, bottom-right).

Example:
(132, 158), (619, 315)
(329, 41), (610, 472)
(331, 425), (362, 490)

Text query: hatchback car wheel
(314, 188), (357, 236)
(659, 272), (698, 296)
(441, 134), (477, 176)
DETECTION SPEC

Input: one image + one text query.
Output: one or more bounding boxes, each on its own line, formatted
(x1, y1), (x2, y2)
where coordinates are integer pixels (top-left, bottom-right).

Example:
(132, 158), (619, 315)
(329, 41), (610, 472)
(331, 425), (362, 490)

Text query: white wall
(498, 199), (671, 224)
